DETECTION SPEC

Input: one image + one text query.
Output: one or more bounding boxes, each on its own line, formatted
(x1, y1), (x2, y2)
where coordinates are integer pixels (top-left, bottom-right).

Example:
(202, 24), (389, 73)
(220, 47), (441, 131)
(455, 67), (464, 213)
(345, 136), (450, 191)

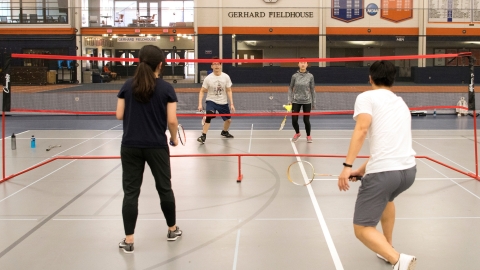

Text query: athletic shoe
(118, 239), (134, 253)
(221, 130), (234, 138)
(197, 134), (206, 144)
(167, 226), (183, 241)
(307, 136), (313, 143)
(292, 133), (301, 142)
(392, 253), (416, 270)
(377, 253), (389, 263)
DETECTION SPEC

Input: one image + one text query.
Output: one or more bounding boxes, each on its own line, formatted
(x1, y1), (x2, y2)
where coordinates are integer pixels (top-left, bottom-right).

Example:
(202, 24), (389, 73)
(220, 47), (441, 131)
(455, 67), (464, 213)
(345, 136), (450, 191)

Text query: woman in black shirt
(116, 45), (182, 253)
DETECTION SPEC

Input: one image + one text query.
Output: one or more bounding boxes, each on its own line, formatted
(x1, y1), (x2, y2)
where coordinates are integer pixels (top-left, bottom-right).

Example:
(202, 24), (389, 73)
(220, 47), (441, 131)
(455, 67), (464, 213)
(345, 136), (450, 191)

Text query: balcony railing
(0, 9), (69, 24)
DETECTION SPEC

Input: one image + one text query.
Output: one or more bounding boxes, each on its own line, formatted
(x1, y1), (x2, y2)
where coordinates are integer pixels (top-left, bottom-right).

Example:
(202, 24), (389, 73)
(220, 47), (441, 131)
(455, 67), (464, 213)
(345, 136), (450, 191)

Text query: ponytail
(132, 45), (166, 103)
(132, 62), (156, 103)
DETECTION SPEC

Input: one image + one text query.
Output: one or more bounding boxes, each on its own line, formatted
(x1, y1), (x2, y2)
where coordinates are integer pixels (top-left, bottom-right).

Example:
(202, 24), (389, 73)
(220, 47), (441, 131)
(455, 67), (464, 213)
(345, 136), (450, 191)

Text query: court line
(232, 221), (241, 270)
(328, 217), (480, 220)
(290, 140), (344, 270)
(418, 159), (480, 200)
(414, 139), (473, 173)
(0, 164), (120, 259)
(46, 217), (480, 221)
(255, 218), (317, 221)
(248, 124), (253, 153)
(312, 177), (471, 181)
(93, 188), (123, 216)
(52, 218), (239, 221)
(6, 136), (468, 140)
(180, 137), (470, 141)
(0, 126), (122, 203)
(0, 219), (38, 221)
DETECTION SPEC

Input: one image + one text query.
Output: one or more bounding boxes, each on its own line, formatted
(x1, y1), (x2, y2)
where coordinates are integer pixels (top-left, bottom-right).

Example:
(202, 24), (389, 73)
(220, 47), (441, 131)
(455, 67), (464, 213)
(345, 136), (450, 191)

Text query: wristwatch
(343, 162), (353, 168)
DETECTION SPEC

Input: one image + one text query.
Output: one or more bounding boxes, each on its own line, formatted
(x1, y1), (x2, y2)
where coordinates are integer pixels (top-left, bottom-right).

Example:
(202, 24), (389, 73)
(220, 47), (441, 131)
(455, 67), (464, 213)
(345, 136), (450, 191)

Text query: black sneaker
(221, 130), (234, 138)
(119, 239), (134, 253)
(197, 134), (206, 144)
(167, 226), (183, 241)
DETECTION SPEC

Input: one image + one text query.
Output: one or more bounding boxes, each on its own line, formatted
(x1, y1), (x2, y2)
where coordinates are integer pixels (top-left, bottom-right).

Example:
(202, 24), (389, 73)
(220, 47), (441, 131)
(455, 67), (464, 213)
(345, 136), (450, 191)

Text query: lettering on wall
(227, 11), (314, 18)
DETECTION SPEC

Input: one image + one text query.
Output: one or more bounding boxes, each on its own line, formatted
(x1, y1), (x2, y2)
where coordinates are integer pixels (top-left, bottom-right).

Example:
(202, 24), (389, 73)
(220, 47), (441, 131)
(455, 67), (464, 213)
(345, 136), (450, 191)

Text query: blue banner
(331, 0), (364, 23)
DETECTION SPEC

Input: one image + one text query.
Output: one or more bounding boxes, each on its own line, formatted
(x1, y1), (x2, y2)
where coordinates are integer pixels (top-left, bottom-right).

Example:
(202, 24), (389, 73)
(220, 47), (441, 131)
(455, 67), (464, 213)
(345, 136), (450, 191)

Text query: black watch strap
(343, 162), (353, 168)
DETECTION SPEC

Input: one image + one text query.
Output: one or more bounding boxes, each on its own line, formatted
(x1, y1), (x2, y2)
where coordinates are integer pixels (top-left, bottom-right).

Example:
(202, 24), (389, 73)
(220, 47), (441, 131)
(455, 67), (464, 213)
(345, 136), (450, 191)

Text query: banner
(331, 0), (364, 23)
(381, 0), (413, 23)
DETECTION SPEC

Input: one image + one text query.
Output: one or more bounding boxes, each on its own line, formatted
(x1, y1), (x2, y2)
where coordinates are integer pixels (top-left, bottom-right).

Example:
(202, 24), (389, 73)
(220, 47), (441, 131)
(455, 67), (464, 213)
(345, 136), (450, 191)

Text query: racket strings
(177, 124), (186, 146)
(287, 160), (362, 186)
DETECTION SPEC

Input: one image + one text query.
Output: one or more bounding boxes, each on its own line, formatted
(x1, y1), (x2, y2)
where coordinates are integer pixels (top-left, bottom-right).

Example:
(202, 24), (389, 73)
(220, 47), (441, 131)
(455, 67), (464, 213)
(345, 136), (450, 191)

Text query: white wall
(196, 0), (480, 29)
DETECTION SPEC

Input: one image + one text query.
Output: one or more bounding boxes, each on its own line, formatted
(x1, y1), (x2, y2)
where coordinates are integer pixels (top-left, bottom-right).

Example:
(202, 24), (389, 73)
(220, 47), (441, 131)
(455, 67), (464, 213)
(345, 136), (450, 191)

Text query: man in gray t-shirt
(197, 57), (235, 144)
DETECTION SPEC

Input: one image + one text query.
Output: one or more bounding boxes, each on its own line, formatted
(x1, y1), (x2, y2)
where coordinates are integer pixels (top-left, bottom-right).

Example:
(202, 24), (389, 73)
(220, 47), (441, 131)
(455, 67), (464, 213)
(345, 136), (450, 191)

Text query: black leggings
(292, 103), (312, 136)
(121, 146), (176, 235)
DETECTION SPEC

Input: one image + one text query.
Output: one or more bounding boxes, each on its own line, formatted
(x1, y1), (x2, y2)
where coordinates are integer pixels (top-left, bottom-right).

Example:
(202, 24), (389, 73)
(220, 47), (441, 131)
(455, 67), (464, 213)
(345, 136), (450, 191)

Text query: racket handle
(169, 141), (174, 146)
(349, 175), (362, 181)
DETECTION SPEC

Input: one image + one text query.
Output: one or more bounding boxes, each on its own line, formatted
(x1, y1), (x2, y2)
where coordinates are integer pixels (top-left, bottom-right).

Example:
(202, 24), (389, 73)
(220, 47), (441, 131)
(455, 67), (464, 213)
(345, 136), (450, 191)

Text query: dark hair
(132, 45), (167, 103)
(212, 56), (220, 64)
(369, 60), (396, 87)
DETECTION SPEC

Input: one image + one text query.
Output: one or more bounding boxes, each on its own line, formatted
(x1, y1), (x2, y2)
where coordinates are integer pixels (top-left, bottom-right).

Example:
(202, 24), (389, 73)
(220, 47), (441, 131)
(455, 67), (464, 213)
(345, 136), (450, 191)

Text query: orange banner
(381, 0), (413, 23)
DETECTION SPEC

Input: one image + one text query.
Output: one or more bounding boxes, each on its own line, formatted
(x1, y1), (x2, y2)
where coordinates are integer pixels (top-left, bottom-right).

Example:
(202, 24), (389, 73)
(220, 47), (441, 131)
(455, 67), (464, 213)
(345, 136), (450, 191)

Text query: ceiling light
(348, 41), (375, 45)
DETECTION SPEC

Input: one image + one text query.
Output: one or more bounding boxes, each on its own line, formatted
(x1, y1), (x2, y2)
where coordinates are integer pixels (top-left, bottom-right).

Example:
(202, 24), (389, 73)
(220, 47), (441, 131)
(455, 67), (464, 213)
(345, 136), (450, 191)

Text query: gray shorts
(353, 166), (416, 227)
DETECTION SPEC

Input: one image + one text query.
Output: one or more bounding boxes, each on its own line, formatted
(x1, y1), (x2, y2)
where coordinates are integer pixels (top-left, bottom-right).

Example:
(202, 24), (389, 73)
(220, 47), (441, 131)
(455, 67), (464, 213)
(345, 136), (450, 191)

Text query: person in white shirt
(338, 60), (417, 270)
(197, 57), (235, 144)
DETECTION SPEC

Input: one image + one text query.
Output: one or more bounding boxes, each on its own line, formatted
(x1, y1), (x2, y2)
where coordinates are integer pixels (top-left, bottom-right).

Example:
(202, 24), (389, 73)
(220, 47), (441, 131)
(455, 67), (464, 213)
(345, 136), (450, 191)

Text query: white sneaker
(392, 253), (417, 270)
(377, 253), (389, 263)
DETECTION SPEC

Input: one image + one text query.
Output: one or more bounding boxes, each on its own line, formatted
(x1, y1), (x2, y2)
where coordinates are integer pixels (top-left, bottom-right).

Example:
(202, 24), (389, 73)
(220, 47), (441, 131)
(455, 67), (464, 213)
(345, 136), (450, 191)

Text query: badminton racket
(46, 145), (61, 151)
(287, 160), (362, 186)
(169, 124), (186, 146)
(279, 104), (292, 131)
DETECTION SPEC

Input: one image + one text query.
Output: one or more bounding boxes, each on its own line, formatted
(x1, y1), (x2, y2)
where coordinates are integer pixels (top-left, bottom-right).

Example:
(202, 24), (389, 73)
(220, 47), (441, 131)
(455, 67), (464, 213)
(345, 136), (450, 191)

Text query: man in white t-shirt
(338, 60), (417, 270)
(197, 57), (235, 144)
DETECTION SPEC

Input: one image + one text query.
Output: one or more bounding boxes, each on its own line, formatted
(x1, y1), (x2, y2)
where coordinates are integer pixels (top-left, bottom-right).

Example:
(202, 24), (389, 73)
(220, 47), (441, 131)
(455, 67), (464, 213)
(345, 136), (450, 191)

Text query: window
(161, 1), (193, 27)
(0, 0), (10, 19)
(115, 1), (136, 27)
(81, 0), (89, 26)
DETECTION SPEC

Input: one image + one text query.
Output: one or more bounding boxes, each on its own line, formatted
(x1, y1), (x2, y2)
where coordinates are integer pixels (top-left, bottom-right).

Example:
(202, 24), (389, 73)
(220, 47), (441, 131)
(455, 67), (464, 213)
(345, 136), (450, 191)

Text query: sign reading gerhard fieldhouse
(117, 37), (158, 42)
(227, 11), (314, 18)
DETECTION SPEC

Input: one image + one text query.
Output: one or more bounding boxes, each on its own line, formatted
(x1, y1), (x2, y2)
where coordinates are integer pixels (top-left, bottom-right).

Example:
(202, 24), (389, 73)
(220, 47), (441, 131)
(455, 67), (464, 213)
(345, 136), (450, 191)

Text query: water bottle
(433, 109), (437, 117)
(31, 135), (36, 148)
(11, 133), (16, 150)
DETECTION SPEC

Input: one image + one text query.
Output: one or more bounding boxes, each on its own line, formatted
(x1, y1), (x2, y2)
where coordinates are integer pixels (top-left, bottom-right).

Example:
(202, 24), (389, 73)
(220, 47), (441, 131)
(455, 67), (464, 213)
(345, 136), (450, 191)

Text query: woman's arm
(116, 98), (125, 120)
(310, 75), (316, 109)
(288, 75), (295, 104)
(167, 102), (179, 145)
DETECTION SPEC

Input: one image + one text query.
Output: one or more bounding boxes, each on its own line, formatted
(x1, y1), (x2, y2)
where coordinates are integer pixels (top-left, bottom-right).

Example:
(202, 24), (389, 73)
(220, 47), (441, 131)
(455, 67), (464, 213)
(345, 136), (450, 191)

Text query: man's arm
(116, 98), (125, 120)
(338, 113), (371, 191)
(226, 87), (235, 112)
(167, 102), (179, 146)
(198, 87), (207, 111)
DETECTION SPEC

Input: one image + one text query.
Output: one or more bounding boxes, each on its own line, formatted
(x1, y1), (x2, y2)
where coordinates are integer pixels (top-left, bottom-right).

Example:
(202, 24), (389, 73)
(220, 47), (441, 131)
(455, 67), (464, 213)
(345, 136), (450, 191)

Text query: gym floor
(0, 114), (479, 269)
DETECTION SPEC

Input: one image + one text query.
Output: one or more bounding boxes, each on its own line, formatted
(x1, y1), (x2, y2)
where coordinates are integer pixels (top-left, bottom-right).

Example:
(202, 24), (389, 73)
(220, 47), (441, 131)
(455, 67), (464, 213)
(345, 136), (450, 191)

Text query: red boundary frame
(2, 52), (478, 183)
(0, 153), (479, 184)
